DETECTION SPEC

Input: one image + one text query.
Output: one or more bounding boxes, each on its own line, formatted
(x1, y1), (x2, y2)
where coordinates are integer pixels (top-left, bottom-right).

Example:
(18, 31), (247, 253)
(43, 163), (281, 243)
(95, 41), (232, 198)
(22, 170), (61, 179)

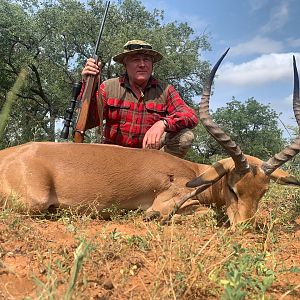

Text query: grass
(0, 182), (300, 299)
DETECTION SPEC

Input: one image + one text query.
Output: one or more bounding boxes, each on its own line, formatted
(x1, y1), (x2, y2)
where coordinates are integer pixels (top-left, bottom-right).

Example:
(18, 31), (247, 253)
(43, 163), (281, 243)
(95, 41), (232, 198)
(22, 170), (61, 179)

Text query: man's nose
(138, 59), (146, 66)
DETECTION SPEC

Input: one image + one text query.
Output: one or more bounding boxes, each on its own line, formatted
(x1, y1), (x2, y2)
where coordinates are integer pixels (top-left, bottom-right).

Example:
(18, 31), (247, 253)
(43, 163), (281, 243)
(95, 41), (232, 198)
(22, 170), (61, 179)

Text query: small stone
(103, 279), (114, 290)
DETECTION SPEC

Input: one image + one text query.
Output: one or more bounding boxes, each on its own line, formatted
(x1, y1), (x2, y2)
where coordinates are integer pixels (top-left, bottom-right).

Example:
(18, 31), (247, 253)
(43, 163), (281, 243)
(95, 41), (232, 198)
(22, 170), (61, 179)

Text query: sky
(136, 0), (300, 137)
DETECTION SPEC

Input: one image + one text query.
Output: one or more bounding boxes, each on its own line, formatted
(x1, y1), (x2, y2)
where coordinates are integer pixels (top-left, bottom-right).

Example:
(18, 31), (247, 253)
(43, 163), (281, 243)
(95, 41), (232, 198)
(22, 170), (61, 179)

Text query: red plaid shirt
(83, 75), (198, 148)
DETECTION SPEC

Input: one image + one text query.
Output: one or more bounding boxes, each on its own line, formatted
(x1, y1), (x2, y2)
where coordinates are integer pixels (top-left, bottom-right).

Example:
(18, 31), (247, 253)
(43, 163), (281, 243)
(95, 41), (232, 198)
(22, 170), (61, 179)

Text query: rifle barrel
(94, 1), (110, 57)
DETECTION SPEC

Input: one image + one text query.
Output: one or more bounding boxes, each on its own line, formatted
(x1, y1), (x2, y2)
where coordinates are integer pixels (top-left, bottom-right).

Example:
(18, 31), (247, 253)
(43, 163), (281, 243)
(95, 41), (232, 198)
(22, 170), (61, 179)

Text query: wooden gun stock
(73, 71), (100, 143)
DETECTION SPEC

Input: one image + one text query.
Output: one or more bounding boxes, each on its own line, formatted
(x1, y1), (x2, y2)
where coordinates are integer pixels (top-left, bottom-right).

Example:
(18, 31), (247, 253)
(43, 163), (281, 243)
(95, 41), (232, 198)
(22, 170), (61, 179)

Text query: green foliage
(189, 97), (285, 162)
(126, 234), (151, 251)
(210, 243), (275, 300)
(186, 122), (217, 164)
(109, 228), (122, 241)
(283, 125), (300, 174)
(213, 97), (284, 159)
(0, 0), (211, 146)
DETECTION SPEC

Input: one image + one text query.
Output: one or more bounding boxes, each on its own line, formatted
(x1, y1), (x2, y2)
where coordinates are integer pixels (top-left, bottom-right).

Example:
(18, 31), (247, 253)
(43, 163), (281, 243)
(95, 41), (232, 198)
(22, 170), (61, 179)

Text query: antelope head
(187, 50), (300, 227)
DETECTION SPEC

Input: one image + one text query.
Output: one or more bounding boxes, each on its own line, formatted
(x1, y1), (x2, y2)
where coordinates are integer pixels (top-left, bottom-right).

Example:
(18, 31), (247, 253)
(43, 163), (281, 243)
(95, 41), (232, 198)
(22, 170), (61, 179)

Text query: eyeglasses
(124, 44), (153, 51)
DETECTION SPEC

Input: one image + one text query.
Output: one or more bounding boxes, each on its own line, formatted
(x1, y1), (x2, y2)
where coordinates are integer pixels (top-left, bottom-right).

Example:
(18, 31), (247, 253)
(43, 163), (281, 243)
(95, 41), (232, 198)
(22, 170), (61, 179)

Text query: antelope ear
(186, 161), (229, 188)
(270, 169), (300, 186)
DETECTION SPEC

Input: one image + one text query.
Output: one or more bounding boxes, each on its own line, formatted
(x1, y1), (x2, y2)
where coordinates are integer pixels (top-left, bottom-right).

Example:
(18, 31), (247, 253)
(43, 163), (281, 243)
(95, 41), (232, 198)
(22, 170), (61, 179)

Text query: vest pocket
(106, 98), (131, 123)
(145, 102), (167, 124)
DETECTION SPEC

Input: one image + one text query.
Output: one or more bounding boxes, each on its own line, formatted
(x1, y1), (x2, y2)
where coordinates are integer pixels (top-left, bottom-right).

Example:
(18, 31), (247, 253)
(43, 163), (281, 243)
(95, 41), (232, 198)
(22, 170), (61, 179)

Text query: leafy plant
(126, 234), (151, 251)
(210, 243), (275, 300)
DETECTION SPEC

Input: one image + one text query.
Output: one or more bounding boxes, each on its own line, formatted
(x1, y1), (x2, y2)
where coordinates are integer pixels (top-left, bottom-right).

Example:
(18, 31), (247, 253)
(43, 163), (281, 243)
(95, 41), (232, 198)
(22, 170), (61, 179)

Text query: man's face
(124, 53), (153, 86)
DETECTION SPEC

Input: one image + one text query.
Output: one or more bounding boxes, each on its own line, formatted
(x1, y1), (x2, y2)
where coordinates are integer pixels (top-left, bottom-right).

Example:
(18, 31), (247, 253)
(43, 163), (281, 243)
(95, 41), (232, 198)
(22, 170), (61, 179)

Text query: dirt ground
(0, 197), (300, 300)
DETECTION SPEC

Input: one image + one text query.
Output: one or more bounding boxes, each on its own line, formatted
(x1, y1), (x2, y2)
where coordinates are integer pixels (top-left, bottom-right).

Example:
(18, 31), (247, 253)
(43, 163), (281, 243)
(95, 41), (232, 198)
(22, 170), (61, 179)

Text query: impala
(0, 51), (299, 227)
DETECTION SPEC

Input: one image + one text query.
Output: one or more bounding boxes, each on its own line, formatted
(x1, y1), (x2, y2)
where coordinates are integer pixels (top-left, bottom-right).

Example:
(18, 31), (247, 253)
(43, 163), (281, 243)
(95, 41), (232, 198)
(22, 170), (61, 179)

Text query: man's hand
(82, 58), (100, 80)
(143, 120), (166, 149)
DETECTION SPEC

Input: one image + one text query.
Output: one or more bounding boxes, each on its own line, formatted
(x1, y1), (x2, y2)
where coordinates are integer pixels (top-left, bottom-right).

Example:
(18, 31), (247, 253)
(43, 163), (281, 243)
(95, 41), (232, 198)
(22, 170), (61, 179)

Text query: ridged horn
(262, 56), (300, 175)
(200, 48), (250, 174)
(293, 56), (300, 128)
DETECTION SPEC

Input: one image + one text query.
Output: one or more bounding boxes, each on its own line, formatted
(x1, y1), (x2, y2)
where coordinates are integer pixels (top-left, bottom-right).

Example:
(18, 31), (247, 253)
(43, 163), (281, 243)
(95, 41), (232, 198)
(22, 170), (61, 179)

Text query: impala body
(0, 142), (201, 213)
(0, 51), (299, 227)
(0, 142), (298, 226)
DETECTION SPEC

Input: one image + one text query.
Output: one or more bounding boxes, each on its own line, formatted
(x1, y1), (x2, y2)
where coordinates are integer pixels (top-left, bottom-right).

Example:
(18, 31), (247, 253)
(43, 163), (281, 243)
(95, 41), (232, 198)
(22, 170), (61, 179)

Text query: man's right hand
(81, 58), (100, 80)
(142, 120), (166, 150)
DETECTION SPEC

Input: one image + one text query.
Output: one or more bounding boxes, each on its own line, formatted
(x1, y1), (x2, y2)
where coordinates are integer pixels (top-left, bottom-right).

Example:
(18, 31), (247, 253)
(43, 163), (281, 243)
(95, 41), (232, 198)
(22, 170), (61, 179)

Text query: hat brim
(113, 49), (163, 64)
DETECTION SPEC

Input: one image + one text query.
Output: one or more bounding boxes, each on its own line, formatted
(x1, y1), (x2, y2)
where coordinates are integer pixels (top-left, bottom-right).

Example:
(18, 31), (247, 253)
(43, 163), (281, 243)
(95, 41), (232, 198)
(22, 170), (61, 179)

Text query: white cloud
(261, 2), (290, 33)
(230, 36), (283, 56)
(217, 52), (300, 86)
(226, 35), (300, 58)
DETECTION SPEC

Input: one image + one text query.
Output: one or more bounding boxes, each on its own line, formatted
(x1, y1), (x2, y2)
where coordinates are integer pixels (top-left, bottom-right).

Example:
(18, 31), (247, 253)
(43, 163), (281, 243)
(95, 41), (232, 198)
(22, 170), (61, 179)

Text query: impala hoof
(143, 210), (161, 221)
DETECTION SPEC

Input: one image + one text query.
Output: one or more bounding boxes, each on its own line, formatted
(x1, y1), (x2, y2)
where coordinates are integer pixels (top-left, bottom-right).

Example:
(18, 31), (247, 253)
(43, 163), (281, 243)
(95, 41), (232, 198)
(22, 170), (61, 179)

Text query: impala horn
(200, 49), (250, 174)
(262, 56), (300, 175)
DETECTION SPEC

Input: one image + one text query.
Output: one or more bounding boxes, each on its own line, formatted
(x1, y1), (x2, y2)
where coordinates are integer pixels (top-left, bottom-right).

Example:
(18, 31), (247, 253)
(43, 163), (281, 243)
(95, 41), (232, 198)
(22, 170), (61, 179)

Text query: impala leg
(144, 188), (182, 221)
(145, 187), (202, 223)
(17, 161), (58, 213)
(143, 210), (161, 221)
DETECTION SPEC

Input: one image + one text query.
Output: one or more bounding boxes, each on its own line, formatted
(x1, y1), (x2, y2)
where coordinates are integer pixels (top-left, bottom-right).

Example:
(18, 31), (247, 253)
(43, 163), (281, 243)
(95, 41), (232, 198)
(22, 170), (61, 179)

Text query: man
(81, 39), (198, 158)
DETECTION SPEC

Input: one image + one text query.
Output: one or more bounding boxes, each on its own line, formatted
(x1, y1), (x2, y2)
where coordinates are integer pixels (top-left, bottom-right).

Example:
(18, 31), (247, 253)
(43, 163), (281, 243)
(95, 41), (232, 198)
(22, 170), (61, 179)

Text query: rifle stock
(73, 1), (109, 143)
(73, 70), (100, 143)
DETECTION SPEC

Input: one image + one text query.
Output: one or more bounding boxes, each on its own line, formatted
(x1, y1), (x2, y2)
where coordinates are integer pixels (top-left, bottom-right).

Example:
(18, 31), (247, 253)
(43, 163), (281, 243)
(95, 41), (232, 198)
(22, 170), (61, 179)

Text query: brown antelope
(0, 51), (299, 227)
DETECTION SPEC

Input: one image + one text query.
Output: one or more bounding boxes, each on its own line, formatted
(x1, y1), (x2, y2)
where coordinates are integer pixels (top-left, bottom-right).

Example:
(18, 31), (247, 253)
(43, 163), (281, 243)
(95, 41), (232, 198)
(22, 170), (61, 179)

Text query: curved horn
(200, 49), (250, 174)
(262, 56), (300, 175)
(293, 55), (300, 128)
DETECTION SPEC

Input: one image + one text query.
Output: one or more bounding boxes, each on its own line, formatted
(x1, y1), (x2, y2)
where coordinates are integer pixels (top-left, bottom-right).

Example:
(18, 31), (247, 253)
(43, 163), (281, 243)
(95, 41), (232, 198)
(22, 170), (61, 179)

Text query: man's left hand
(142, 120), (166, 149)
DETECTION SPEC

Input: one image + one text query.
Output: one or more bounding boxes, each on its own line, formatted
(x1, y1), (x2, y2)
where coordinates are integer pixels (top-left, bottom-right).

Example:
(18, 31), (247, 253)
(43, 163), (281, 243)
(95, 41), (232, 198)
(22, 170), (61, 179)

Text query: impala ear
(269, 169), (300, 186)
(186, 161), (229, 188)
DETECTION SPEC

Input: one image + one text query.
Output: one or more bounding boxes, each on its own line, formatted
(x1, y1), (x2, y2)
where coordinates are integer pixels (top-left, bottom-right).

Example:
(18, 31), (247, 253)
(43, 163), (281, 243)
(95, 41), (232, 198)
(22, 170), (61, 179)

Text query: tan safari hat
(113, 40), (163, 64)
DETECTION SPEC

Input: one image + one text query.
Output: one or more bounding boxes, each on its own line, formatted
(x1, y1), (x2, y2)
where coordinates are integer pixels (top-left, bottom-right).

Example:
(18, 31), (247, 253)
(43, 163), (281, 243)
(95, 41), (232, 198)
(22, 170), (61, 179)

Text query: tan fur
(0, 142), (298, 227)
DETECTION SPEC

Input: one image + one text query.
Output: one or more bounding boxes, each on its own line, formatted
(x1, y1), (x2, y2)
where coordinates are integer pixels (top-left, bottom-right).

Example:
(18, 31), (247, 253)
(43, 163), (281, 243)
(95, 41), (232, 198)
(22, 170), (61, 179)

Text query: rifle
(73, 0), (110, 143)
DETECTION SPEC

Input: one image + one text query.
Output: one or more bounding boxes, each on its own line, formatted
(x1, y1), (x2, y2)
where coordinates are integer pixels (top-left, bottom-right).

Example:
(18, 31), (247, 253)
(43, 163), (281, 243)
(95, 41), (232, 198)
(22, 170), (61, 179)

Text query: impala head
(187, 50), (300, 227)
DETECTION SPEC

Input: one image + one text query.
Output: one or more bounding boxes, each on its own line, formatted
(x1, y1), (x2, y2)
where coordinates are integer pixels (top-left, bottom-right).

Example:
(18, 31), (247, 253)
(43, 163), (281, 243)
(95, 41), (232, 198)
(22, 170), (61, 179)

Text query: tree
(188, 97), (285, 162)
(0, 0), (211, 147)
(284, 124), (300, 174)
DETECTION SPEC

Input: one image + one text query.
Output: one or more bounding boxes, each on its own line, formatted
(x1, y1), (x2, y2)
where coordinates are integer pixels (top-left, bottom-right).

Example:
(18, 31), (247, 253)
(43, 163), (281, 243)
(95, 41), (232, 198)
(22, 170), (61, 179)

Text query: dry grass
(0, 183), (300, 300)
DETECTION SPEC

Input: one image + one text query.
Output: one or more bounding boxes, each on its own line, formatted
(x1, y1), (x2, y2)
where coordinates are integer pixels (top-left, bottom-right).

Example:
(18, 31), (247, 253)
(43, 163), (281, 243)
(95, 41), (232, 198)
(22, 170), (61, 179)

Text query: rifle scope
(60, 82), (82, 139)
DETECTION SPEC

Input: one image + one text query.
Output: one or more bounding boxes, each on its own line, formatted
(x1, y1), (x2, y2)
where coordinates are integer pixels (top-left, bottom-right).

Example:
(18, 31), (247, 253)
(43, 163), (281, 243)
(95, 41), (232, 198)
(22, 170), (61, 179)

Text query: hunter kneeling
(81, 39), (198, 158)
